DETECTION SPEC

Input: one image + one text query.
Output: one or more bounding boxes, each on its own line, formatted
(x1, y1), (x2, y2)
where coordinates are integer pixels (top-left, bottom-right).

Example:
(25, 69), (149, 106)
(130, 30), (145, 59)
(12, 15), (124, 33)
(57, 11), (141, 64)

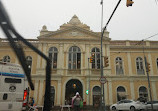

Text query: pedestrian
(29, 97), (35, 106)
(72, 92), (82, 111)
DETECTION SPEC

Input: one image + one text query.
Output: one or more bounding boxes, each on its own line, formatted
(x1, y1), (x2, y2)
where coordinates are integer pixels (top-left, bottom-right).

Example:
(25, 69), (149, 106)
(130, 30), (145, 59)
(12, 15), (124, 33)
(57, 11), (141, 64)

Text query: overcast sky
(0, 0), (158, 40)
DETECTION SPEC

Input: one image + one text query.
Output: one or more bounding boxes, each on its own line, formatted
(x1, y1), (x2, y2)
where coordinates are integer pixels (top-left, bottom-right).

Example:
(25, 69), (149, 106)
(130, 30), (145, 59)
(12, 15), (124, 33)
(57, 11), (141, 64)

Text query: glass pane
(68, 53), (72, 69)
(92, 48), (95, 52)
(96, 48), (100, 52)
(5, 78), (21, 83)
(77, 53), (81, 69)
(73, 53), (76, 69)
(117, 86), (125, 92)
(49, 53), (52, 60)
(73, 47), (76, 52)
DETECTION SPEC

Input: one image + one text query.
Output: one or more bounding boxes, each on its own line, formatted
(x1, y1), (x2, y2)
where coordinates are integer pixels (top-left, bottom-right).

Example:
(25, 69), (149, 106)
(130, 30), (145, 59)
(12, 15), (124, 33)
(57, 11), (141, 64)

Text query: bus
(0, 62), (28, 111)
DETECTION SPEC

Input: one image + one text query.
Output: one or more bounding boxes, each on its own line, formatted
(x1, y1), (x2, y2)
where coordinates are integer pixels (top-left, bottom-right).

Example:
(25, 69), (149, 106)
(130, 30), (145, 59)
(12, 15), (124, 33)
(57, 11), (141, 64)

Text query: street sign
(99, 77), (107, 84)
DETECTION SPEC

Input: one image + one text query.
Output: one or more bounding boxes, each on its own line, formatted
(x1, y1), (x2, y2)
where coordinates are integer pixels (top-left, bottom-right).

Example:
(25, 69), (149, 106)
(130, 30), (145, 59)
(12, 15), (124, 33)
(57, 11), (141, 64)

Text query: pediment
(38, 26), (103, 40)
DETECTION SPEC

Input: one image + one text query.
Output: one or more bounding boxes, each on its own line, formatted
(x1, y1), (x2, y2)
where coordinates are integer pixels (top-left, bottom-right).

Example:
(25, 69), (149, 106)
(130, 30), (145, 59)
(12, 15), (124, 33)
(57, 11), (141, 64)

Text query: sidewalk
(37, 105), (111, 111)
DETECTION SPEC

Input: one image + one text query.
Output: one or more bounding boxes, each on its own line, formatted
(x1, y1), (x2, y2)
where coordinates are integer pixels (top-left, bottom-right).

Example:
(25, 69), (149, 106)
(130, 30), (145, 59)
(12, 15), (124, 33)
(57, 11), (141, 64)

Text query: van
(0, 62), (28, 111)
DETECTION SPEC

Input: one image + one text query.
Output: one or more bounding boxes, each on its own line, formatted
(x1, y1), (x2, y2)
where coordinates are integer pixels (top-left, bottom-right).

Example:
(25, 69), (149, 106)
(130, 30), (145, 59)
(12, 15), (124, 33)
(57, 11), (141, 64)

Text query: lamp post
(100, 0), (121, 110)
(100, 1), (105, 110)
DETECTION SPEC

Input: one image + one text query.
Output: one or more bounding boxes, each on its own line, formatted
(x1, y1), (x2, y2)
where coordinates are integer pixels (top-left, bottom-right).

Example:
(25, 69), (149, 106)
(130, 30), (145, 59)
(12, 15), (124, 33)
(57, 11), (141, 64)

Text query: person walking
(72, 92), (82, 111)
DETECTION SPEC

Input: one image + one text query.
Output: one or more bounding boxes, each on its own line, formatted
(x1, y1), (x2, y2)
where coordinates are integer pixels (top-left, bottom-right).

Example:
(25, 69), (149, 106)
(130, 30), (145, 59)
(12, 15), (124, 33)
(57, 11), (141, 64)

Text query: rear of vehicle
(110, 100), (146, 111)
(145, 101), (158, 110)
(0, 62), (26, 111)
(22, 88), (29, 110)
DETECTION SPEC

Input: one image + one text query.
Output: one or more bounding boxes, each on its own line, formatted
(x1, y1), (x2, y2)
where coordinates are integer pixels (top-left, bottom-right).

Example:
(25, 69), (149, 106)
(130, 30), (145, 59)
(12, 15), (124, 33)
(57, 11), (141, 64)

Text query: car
(110, 99), (146, 111)
(145, 101), (158, 110)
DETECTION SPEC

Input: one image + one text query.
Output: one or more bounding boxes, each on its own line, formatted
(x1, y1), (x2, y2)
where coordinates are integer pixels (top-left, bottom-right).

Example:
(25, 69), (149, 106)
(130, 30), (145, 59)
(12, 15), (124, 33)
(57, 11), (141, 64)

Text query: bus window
(5, 78), (22, 83)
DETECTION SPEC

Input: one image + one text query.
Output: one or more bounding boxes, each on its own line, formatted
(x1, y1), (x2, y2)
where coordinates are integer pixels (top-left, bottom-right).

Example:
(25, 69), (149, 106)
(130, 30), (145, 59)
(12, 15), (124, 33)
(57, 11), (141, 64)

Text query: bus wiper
(0, 1), (51, 111)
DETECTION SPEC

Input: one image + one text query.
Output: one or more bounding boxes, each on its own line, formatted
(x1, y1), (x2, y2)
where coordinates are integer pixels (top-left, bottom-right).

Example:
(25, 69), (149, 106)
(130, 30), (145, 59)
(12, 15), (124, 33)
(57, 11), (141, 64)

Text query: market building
(0, 15), (158, 107)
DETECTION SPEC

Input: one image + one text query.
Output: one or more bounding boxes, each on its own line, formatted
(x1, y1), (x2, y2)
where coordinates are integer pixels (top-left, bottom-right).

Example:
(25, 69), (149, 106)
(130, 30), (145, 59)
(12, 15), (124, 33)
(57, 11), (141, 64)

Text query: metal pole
(88, 58), (90, 106)
(100, 0), (105, 111)
(142, 41), (154, 111)
(100, 1), (121, 111)
(144, 56), (154, 110)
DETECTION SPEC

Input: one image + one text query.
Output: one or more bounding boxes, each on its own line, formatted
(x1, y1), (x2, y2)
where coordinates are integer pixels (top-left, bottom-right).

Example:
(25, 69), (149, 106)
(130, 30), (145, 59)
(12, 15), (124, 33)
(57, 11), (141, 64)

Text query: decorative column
(38, 80), (44, 105)
(37, 44), (42, 69)
(34, 80), (39, 104)
(148, 53), (153, 75)
(127, 52), (132, 75)
(42, 44), (47, 68)
(151, 81), (157, 100)
(86, 44), (90, 76)
(130, 80), (135, 99)
(104, 83), (108, 104)
(57, 80), (61, 105)
(108, 80), (113, 104)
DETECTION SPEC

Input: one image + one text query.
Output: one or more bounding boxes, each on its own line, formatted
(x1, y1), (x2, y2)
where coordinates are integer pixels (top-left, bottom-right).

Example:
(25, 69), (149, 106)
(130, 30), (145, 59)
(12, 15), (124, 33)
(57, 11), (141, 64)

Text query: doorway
(93, 86), (101, 108)
(65, 79), (83, 105)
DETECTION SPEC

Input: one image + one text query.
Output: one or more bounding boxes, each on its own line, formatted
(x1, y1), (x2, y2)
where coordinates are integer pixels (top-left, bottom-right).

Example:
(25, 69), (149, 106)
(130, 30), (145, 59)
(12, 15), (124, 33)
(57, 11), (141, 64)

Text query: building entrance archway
(65, 79), (83, 105)
(93, 86), (101, 108)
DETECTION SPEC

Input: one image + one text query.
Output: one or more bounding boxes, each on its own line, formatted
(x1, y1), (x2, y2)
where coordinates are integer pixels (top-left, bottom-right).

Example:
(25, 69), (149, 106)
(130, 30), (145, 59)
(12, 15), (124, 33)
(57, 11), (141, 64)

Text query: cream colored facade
(0, 15), (158, 106)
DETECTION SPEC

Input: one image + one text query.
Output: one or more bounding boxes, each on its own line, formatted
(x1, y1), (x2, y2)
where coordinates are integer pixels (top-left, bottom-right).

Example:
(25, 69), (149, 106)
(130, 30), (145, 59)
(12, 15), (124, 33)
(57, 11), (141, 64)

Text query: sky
(0, 0), (158, 40)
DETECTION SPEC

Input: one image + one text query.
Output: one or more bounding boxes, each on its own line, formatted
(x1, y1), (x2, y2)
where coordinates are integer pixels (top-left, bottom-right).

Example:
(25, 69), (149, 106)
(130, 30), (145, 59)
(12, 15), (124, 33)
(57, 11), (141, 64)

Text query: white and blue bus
(0, 62), (28, 111)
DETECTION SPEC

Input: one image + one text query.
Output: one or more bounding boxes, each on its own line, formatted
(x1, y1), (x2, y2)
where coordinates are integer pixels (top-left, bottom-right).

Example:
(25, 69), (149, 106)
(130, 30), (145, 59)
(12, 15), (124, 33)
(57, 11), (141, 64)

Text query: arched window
(91, 47), (100, 69)
(3, 56), (10, 62)
(26, 56), (32, 74)
(139, 86), (148, 102)
(48, 47), (58, 69)
(68, 46), (81, 69)
(115, 57), (124, 74)
(136, 57), (144, 74)
(117, 86), (126, 101)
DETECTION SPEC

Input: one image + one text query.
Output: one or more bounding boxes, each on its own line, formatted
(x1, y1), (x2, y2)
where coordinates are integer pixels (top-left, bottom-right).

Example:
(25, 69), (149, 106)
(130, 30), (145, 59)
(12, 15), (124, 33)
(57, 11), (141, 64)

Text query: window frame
(91, 47), (101, 69)
(68, 46), (81, 70)
(48, 47), (58, 69)
(136, 57), (144, 74)
(115, 57), (124, 75)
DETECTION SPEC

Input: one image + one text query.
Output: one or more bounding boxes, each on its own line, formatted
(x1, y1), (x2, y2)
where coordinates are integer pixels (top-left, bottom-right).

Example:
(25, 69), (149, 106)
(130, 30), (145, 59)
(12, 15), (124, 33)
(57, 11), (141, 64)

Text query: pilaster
(104, 83), (108, 105)
(57, 80), (61, 105)
(34, 80), (39, 104)
(108, 80), (113, 104)
(42, 44), (47, 68)
(127, 52), (132, 75)
(130, 80), (135, 99)
(37, 44), (42, 68)
(151, 81), (157, 100)
(38, 80), (44, 105)
(148, 53), (153, 75)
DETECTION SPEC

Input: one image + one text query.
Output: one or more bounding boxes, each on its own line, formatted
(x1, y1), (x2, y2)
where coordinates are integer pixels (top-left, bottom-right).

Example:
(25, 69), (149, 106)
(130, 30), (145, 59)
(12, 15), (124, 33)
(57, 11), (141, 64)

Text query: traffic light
(147, 62), (150, 72)
(126, 0), (134, 7)
(104, 56), (109, 67)
(86, 90), (89, 94)
(90, 56), (94, 63)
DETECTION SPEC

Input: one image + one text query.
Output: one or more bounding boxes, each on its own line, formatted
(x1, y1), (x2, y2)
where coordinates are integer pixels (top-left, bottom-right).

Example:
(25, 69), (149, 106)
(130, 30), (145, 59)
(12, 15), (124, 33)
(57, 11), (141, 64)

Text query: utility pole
(88, 58), (90, 105)
(100, 0), (121, 111)
(100, 0), (105, 111)
(143, 40), (154, 111)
